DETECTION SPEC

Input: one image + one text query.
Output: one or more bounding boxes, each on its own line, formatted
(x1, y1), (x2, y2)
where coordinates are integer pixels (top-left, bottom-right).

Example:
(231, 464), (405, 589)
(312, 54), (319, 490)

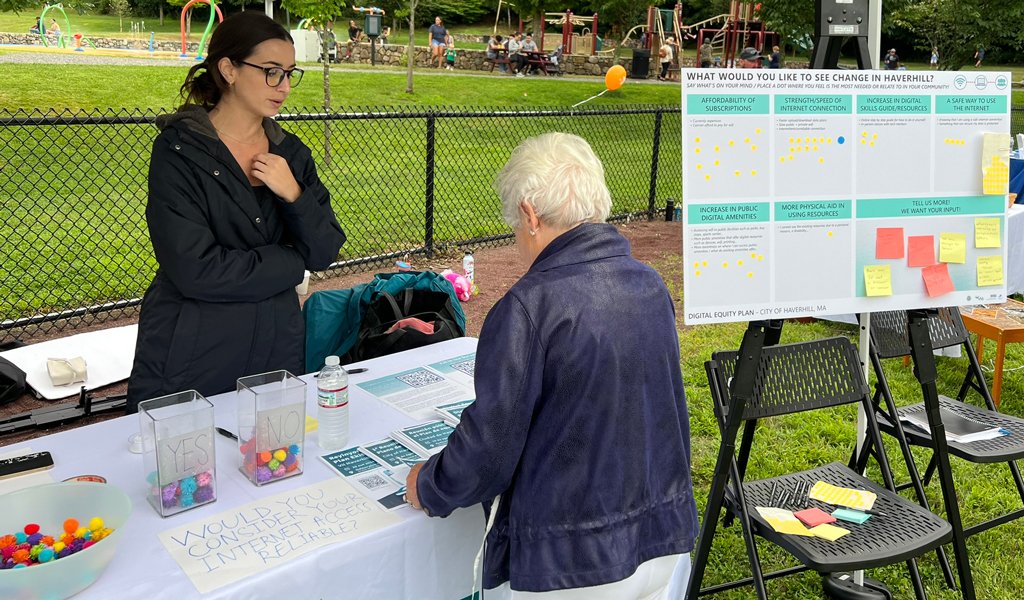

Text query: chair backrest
(708, 336), (869, 422)
(867, 308), (968, 359)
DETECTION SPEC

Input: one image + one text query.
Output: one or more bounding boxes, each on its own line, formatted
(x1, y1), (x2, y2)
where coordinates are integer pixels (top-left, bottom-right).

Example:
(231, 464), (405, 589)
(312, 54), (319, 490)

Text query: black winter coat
(126, 106), (346, 412)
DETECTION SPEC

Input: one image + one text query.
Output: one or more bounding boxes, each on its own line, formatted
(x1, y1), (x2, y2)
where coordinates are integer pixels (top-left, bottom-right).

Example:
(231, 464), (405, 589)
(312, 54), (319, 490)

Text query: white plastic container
(317, 356), (349, 451)
(462, 250), (475, 284)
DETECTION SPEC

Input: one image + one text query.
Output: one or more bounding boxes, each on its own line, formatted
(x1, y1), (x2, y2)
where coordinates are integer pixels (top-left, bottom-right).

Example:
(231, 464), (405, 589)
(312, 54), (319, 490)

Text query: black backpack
(0, 356), (26, 407)
(343, 288), (465, 363)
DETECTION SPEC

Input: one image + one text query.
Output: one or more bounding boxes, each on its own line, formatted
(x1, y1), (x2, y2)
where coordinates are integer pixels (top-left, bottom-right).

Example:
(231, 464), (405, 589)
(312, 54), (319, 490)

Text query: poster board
(682, 69), (1012, 325)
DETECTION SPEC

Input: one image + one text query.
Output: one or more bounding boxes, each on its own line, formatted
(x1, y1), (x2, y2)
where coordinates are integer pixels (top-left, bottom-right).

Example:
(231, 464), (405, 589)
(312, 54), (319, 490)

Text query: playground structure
(514, 11), (600, 56)
(179, 0), (223, 60)
(38, 4), (96, 50)
(690, 1), (779, 67)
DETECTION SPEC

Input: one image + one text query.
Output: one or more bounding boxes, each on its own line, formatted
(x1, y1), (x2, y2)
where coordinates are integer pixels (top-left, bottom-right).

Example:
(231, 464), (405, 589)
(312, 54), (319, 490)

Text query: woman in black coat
(127, 13), (346, 412)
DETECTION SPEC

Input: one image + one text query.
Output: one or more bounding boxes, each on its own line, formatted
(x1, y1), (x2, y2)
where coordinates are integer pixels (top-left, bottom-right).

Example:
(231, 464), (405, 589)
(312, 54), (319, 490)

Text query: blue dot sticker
(837, 136), (846, 145)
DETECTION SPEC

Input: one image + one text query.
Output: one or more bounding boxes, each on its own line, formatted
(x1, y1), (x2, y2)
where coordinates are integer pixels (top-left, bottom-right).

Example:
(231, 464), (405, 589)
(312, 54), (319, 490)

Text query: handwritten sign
(256, 404), (305, 453)
(157, 428), (215, 486)
(939, 232), (966, 264)
(875, 227), (905, 259)
(975, 218), (1001, 249)
(158, 478), (402, 594)
(978, 255), (1005, 286)
(864, 265), (892, 297)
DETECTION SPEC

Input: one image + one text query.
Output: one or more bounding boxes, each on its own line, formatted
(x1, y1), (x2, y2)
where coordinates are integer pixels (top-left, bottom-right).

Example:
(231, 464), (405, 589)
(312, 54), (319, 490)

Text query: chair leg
(907, 311), (977, 600)
(729, 459), (768, 599)
(963, 341), (999, 413)
(724, 420), (758, 528)
(921, 453), (938, 487)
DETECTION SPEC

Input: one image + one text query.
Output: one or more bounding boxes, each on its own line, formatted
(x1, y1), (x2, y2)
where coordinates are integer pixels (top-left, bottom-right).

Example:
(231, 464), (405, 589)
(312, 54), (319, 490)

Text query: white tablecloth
(1007, 203), (1024, 295)
(1, 339), (486, 600)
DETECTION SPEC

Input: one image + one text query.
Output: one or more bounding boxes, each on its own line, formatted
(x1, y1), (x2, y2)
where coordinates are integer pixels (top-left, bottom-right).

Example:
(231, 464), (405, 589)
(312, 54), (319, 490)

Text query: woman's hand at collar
(252, 153), (302, 202)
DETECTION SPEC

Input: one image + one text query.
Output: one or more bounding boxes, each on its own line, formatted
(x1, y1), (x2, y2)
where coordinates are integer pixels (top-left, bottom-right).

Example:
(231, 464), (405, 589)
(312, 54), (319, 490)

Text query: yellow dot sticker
(735, 171), (740, 177)
(723, 262), (729, 268)
(873, 134), (878, 139)
(748, 272), (753, 278)
(729, 140), (735, 146)
(695, 270), (701, 276)
(756, 128), (762, 134)
(828, 231), (833, 237)
(695, 137), (701, 143)
(702, 261), (708, 266)
(757, 255), (763, 261)
(789, 137), (795, 143)
(705, 175), (710, 180)
(813, 146), (818, 151)
(862, 131), (868, 137)
(715, 160), (721, 166)
(738, 260), (744, 266)
(715, 146), (720, 152)
(751, 145), (757, 151)
(870, 141), (875, 146)
(697, 164), (702, 169)
(819, 157), (825, 163)
(694, 262), (699, 268)
(751, 170), (757, 176)
(780, 157), (786, 162)
(695, 148), (701, 153)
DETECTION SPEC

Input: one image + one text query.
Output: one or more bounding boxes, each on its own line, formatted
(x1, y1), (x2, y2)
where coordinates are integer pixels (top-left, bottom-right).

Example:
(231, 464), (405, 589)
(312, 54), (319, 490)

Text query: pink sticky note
(922, 263), (955, 297)
(908, 236), (936, 267)
(876, 228), (905, 259)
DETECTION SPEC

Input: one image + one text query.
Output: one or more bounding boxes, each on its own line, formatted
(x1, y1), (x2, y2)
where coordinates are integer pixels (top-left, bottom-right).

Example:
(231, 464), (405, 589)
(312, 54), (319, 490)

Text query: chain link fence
(0, 105), (681, 343)
(1014, 105), (1024, 140)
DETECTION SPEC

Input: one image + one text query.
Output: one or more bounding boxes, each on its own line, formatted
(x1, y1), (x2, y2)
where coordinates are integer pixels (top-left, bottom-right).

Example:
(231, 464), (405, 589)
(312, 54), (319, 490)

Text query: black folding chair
(687, 323), (952, 600)
(859, 308), (1024, 600)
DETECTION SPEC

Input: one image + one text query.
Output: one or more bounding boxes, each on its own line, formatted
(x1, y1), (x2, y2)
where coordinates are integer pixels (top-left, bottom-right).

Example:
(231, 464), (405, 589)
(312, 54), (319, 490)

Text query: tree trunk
(159, 3), (164, 26)
(119, 15), (123, 32)
(241, 0), (245, 11)
(323, 27), (332, 166)
(406, 1), (416, 94)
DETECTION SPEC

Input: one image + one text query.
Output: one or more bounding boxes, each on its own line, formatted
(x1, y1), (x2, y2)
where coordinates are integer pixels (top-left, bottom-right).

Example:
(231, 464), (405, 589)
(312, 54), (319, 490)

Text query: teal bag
(303, 271), (467, 373)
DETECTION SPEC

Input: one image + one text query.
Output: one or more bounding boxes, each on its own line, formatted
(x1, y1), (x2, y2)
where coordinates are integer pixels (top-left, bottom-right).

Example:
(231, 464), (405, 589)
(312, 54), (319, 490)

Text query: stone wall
(0, 32), (202, 53)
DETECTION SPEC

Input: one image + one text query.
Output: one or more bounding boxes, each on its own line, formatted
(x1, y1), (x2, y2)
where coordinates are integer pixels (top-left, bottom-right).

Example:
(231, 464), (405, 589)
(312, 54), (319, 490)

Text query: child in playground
(444, 33), (456, 70)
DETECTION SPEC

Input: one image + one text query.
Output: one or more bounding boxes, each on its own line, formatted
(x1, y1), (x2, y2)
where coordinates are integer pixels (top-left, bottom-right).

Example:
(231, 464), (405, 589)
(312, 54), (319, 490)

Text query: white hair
(494, 132), (612, 230)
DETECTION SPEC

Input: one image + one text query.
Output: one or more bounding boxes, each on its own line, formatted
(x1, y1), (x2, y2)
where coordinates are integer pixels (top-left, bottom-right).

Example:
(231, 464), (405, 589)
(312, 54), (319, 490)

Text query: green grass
(645, 248), (1024, 599)
(0, 65), (679, 319)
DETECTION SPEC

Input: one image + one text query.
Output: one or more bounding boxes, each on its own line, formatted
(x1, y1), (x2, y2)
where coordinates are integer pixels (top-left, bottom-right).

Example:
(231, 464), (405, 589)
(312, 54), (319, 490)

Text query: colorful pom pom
(283, 453), (296, 467)
(57, 547), (72, 559)
(60, 534), (75, 546)
(1, 546), (14, 561)
(26, 533), (42, 546)
(196, 471), (213, 487)
(14, 532), (26, 545)
(82, 540), (95, 550)
(89, 518), (104, 532)
(63, 519), (79, 535)
(194, 486), (214, 504)
(38, 549), (54, 563)
(289, 444), (300, 456)
(12, 549), (29, 563)
(180, 476), (198, 496)
(181, 493), (195, 508)
(273, 449), (287, 462)
(286, 462), (298, 472)
(74, 527), (88, 539)
(13, 563), (26, 569)
(268, 458), (280, 471)
(272, 466), (286, 477)
(258, 451), (272, 465)
(146, 471), (159, 486)
(256, 466), (272, 483)
(53, 542), (65, 553)
(0, 535), (16, 550)
(39, 536), (54, 546)
(23, 524), (39, 536)
(29, 544), (43, 559)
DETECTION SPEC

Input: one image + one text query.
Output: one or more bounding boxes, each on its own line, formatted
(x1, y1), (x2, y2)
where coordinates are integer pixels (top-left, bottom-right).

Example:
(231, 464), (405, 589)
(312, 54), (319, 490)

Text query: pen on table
(314, 367), (368, 377)
(216, 427), (238, 441)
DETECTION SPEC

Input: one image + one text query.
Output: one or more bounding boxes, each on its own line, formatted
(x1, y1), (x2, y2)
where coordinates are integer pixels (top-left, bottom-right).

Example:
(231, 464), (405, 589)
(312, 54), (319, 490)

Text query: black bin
(631, 49), (651, 79)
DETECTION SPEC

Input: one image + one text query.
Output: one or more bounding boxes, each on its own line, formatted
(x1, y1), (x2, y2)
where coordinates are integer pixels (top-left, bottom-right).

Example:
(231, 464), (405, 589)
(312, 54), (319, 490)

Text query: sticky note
(939, 232), (967, 264)
(305, 415), (319, 433)
(875, 228), (904, 259)
(982, 132), (1011, 195)
(908, 236), (936, 267)
(864, 265), (892, 297)
(810, 523), (851, 541)
(832, 508), (871, 524)
(794, 507), (837, 527)
(922, 263), (955, 297)
(975, 218), (1001, 248)
(755, 507), (813, 536)
(809, 481), (876, 511)
(978, 255), (1004, 287)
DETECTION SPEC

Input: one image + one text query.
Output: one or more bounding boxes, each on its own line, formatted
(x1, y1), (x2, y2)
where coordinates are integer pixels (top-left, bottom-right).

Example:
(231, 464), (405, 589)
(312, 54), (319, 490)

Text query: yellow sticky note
(810, 523), (851, 541)
(975, 218), (1001, 248)
(305, 415), (319, 433)
(756, 507), (813, 536)
(978, 255), (1004, 287)
(809, 481), (877, 511)
(864, 265), (892, 297)
(982, 133), (1011, 195)
(939, 232), (967, 264)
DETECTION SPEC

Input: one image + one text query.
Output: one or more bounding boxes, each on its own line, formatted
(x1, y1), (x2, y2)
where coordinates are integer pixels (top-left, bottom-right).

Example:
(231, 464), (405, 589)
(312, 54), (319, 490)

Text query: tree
(281, 0), (348, 163)
(109, 0), (132, 32)
(67, 0), (95, 16)
(893, 0), (1024, 70)
(405, 0), (418, 94)
(134, 0), (167, 25)
(0, 0), (39, 15)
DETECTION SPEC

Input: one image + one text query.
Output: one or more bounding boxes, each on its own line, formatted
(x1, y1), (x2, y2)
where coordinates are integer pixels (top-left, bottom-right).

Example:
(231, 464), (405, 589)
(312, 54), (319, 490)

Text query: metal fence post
(647, 110), (663, 221)
(425, 111), (436, 258)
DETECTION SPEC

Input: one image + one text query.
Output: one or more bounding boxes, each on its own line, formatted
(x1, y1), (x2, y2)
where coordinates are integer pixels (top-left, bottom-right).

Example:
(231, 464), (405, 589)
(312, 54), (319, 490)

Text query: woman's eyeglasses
(239, 61), (304, 87)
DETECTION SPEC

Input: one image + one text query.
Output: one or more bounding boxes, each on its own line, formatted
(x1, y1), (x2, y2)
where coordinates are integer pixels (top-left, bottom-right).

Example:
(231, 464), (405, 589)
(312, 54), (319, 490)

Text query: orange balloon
(605, 65), (627, 91)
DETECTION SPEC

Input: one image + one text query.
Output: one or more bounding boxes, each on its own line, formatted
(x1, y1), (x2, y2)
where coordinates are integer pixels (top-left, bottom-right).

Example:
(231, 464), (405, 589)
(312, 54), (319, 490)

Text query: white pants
(489, 553), (690, 600)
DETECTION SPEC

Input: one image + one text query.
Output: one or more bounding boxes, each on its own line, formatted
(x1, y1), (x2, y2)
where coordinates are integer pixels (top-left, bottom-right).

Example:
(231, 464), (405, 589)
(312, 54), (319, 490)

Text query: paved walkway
(0, 45), (677, 86)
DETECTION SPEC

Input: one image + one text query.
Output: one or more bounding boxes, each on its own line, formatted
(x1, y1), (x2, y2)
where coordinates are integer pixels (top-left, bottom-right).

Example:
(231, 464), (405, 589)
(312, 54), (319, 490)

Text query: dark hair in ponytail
(179, 12), (293, 110)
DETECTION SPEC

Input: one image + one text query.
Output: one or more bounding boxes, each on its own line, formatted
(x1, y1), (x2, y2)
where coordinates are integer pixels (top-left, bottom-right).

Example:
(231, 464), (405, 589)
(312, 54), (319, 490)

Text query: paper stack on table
(434, 399), (474, 426)
(320, 446), (411, 511)
(809, 481), (877, 511)
(390, 420), (456, 457)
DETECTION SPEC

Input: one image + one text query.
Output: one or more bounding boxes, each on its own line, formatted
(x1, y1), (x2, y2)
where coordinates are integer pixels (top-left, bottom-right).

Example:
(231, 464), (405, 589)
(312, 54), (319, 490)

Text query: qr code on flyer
(450, 360), (476, 377)
(397, 370), (443, 388)
(357, 474), (391, 491)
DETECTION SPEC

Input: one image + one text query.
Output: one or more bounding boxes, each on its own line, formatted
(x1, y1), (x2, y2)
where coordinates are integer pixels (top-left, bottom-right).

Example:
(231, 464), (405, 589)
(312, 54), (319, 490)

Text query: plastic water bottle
(317, 356), (349, 451)
(463, 250), (475, 284)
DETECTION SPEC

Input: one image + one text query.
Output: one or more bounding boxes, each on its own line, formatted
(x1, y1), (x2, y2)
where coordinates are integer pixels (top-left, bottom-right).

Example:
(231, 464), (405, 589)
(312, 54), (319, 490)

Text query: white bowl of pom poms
(0, 482), (132, 600)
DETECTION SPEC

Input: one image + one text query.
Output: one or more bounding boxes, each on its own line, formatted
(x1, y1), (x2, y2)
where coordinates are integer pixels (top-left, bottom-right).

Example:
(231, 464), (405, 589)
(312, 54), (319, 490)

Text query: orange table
(960, 299), (1024, 407)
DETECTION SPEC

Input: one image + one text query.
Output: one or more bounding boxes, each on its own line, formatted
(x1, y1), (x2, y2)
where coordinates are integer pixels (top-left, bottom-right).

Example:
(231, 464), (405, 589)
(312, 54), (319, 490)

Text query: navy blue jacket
(417, 223), (698, 592)
(127, 106), (345, 411)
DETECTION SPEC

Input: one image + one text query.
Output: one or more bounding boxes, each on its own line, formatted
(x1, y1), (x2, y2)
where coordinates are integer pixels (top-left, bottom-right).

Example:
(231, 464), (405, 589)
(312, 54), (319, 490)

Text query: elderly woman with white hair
(406, 132), (698, 599)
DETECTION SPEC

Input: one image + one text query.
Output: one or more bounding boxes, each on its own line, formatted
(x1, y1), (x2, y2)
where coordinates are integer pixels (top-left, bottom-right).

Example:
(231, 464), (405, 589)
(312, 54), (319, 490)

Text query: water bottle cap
(325, 356), (340, 366)
(464, 250), (472, 255)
